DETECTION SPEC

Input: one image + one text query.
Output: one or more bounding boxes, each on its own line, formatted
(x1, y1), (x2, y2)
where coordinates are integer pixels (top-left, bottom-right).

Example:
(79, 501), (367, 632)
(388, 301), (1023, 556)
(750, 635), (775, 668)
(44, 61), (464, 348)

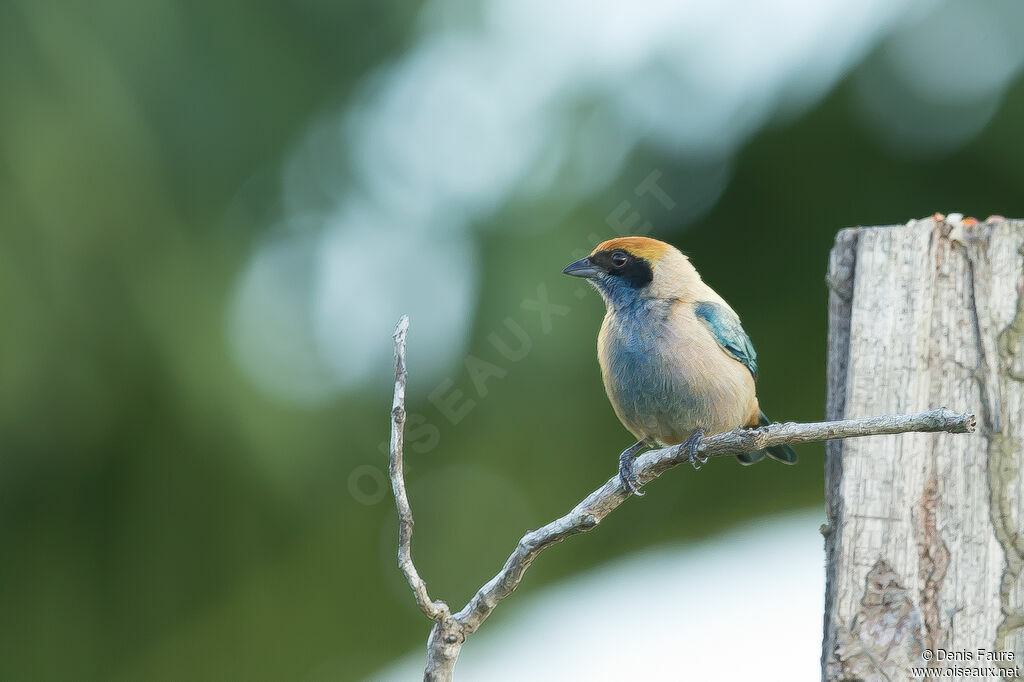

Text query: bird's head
(562, 236), (698, 309)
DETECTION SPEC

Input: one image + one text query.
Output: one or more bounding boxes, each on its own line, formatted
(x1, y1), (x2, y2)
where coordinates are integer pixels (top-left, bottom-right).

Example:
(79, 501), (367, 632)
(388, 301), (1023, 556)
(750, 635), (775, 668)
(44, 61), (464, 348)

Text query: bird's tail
(735, 410), (798, 466)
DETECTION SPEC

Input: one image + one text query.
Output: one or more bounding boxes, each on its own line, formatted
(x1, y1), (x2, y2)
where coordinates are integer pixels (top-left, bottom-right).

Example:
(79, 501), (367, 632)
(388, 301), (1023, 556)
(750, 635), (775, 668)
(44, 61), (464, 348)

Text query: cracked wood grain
(965, 234), (1024, 653)
(917, 474), (950, 659)
(823, 216), (1024, 682)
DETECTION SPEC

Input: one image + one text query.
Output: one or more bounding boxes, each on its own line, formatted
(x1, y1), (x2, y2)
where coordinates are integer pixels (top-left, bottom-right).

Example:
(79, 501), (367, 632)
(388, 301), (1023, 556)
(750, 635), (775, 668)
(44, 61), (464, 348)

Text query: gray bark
(822, 215), (1024, 680)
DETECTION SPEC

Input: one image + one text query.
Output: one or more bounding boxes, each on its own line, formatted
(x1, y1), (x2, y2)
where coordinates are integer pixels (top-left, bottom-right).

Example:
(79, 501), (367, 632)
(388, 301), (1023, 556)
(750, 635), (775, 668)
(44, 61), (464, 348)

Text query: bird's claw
(684, 428), (707, 470)
(619, 450), (645, 497)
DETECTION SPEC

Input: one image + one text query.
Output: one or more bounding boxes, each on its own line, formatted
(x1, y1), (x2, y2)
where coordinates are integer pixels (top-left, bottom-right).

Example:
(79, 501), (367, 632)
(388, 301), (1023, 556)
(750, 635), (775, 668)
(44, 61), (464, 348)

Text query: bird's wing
(694, 301), (758, 381)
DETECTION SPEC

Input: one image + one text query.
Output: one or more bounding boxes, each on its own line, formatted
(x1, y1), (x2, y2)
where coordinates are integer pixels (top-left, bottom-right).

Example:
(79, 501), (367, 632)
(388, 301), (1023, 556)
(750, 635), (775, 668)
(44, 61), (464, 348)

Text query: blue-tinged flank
(601, 298), (700, 436)
(694, 301), (758, 381)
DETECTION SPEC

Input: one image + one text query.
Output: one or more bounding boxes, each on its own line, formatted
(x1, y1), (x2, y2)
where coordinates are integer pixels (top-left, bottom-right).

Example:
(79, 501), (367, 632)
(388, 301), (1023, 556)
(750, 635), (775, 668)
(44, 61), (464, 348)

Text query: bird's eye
(610, 251), (628, 268)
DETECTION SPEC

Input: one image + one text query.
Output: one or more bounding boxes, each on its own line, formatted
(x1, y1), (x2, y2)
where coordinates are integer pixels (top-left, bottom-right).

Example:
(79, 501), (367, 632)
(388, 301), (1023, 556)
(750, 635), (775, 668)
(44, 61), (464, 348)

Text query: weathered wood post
(823, 215), (1024, 680)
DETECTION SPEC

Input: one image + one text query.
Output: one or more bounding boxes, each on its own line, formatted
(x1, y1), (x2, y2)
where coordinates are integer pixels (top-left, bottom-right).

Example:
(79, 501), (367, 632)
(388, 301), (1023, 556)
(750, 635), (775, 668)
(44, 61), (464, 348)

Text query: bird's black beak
(562, 257), (601, 279)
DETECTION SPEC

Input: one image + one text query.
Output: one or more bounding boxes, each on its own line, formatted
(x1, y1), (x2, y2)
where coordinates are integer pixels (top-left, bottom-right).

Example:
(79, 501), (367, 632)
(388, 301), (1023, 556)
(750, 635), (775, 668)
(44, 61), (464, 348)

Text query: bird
(562, 236), (796, 496)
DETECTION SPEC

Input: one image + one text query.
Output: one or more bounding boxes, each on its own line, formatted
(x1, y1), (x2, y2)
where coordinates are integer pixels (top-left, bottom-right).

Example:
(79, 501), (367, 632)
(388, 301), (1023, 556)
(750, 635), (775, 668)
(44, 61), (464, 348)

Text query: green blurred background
(2, 0), (1023, 679)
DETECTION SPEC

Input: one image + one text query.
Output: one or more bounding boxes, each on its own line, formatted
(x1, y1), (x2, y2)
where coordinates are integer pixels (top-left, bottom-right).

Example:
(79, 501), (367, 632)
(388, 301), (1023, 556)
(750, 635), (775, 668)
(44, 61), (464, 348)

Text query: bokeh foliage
(2, 1), (1023, 680)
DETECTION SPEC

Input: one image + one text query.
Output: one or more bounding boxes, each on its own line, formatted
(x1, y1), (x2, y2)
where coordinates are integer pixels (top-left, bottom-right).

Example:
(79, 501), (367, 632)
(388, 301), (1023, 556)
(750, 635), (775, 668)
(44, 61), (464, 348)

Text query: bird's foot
(618, 441), (647, 497)
(684, 428), (707, 470)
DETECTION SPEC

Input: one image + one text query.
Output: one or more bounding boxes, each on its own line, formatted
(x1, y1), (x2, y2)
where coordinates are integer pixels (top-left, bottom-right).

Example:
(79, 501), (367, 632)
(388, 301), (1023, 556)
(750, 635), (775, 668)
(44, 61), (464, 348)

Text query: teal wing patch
(694, 301), (758, 381)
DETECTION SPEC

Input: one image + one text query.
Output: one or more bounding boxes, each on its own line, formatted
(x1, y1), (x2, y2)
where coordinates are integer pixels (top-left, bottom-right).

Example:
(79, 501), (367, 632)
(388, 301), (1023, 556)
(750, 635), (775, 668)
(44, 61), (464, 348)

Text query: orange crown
(591, 236), (675, 264)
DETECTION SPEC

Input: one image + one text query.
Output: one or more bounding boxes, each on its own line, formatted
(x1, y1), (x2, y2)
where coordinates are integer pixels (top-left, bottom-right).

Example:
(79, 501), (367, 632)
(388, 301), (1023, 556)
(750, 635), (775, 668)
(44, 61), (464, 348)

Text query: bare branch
(454, 408), (975, 634)
(387, 316), (976, 680)
(641, 408), (976, 479)
(388, 315), (448, 623)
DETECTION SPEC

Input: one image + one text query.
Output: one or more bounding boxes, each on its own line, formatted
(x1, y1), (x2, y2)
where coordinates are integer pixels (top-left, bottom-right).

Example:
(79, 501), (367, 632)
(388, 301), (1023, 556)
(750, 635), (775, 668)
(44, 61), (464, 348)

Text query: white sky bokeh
(228, 0), (1024, 405)
(371, 510), (826, 681)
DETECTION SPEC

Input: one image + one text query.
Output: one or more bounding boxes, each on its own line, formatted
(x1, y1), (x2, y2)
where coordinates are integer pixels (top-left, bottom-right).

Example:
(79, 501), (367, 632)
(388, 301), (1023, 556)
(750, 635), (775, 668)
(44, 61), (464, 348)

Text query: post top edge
(839, 213), (1019, 235)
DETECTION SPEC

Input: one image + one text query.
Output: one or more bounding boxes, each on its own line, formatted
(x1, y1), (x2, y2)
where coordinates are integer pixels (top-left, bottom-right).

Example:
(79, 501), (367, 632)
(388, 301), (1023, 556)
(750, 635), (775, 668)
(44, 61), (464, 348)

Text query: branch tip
(388, 315), (443, 626)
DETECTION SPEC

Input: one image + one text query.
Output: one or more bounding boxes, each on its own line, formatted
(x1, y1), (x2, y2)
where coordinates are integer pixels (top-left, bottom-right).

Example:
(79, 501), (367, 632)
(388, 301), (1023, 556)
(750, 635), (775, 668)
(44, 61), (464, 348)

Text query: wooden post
(823, 216), (1024, 680)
